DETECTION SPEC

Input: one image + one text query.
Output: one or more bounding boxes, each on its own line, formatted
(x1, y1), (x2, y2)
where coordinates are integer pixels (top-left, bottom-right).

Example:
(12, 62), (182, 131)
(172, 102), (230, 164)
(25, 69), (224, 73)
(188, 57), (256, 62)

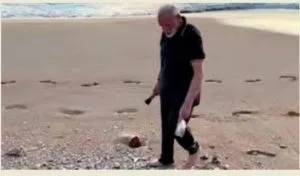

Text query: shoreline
(2, 9), (299, 36)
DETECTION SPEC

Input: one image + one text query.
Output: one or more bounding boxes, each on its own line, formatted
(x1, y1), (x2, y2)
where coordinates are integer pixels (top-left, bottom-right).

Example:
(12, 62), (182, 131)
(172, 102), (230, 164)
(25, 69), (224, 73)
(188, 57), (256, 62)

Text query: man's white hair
(157, 4), (180, 19)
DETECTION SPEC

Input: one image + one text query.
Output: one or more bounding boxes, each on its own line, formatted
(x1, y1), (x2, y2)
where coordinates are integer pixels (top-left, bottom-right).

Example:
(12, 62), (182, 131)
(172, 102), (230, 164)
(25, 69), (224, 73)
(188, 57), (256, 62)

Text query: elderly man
(149, 5), (206, 169)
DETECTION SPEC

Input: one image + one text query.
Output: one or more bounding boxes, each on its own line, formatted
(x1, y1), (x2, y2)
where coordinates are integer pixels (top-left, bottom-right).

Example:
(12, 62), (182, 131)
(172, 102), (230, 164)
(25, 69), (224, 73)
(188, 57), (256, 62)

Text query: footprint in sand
(39, 80), (57, 85)
(81, 82), (99, 87)
(190, 114), (200, 118)
(246, 150), (276, 157)
(232, 110), (259, 116)
(245, 79), (261, 83)
(2, 80), (16, 85)
(5, 104), (27, 110)
(59, 108), (85, 116)
(205, 79), (222, 83)
(115, 108), (138, 115)
(53, 135), (65, 139)
(285, 111), (299, 117)
(5, 148), (26, 157)
(123, 80), (141, 85)
(279, 75), (297, 82)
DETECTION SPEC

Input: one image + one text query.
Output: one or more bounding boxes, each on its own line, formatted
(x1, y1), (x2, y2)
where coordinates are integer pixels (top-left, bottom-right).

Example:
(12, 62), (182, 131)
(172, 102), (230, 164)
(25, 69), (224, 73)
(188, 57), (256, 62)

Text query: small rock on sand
(133, 157), (140, 163)
(220, 164), (230, 170)
(116, 133), (147, 148)
(129, 136), (142, 148)
(47, 159), (54, 163)
(113, 162), (121, 169)
(211, 156), (221, 165)
(200, 154), (209, 161)
(35, 163), (52, 170)
(85, 165), (93, 170)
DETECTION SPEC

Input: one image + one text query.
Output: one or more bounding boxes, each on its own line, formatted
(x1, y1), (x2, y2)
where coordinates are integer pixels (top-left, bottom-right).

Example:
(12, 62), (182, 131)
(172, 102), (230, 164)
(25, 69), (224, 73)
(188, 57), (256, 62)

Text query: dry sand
(1, 11), (299, 169)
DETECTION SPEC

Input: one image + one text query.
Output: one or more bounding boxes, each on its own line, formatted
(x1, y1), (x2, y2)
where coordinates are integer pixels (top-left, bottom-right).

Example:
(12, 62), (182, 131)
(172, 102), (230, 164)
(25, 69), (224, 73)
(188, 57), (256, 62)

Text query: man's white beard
(165, 28), (177, 38)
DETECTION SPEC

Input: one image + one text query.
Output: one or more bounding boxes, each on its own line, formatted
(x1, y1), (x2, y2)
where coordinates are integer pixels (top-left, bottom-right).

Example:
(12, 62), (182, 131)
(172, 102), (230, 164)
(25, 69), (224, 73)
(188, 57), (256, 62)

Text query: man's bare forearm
(157, 69), (162, 81)
(184, 73), (202, 106)
(184, 61), (203, 106)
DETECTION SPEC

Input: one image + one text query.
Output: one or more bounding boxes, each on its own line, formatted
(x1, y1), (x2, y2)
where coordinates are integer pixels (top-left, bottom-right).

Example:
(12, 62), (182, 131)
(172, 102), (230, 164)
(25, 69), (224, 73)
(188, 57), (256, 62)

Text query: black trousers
(159, 93), (199, 165)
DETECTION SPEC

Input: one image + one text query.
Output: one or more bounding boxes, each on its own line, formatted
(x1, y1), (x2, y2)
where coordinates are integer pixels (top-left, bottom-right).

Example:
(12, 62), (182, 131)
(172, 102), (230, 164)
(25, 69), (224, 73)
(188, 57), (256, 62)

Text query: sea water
(1, 2), (299, 19)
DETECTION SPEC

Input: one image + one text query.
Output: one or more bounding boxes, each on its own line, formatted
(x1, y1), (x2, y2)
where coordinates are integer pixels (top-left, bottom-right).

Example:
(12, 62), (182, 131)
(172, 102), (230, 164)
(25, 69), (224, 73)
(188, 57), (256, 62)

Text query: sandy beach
(1, 10), (299, 169)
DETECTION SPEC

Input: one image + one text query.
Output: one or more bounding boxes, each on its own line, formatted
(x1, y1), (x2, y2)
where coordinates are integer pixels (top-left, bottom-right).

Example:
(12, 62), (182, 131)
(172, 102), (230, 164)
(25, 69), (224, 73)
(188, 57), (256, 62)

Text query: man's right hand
(152, 81), (161, 96)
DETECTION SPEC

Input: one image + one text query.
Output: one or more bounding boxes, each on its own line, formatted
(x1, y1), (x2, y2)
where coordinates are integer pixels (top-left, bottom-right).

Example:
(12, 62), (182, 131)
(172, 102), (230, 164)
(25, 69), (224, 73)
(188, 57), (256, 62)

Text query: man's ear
(175, 14), (181, 19)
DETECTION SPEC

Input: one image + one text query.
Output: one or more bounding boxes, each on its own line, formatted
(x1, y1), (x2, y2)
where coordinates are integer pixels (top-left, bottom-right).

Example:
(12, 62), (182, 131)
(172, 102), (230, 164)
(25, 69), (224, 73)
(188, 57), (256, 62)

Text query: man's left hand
(179, 101), (193, 121)
(179, 59), (203, 122)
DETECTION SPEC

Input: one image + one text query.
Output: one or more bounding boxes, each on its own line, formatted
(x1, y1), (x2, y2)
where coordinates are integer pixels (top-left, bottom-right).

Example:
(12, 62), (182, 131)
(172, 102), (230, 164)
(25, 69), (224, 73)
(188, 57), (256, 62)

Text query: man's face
(158, 14), (180, 36)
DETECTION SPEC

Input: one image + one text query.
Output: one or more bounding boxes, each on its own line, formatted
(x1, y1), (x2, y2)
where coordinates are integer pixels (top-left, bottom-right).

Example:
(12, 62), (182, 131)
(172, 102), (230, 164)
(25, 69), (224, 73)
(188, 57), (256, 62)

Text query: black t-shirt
(159, 16), (206, 96)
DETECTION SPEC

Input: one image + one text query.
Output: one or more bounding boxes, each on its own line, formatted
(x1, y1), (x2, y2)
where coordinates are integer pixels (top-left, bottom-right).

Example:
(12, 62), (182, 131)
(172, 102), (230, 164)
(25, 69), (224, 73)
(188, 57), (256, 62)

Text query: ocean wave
(1, 3), (299, 18)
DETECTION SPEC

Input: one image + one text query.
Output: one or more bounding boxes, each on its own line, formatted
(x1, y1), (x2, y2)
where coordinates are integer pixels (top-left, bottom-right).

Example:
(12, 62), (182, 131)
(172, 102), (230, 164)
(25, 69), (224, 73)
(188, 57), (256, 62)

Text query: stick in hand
(144, 93), (157, 105)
